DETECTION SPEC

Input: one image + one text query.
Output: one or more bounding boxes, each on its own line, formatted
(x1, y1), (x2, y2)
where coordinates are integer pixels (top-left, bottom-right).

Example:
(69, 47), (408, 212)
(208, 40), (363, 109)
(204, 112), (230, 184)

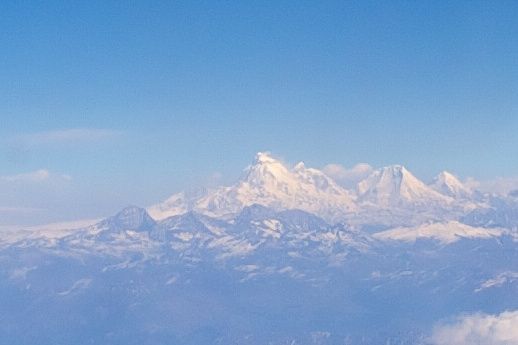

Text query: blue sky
(1, 1), (518, 225)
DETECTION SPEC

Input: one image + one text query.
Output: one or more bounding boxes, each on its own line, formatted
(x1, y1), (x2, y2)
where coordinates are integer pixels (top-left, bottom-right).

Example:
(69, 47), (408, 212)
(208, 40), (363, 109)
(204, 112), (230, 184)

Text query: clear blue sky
(1, 1), (517, 225)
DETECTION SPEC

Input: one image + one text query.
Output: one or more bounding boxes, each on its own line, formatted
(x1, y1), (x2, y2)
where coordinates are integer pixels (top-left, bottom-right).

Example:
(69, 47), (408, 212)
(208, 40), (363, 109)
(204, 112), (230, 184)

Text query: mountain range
(148, 152), (497, 227)
(0, 152), (517, 345)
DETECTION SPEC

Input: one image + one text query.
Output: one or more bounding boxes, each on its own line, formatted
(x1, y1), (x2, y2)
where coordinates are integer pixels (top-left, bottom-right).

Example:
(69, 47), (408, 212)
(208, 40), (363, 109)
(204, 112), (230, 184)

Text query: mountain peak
(358, 165), (414, 195)
(190, 152), (357, 222)
(294, 161), (306, 171)
(379, 165), (410, 178)
(149, 153), (471, 223)
(243, 152), (291, 187)
(436, 170), (457, 181)
(254, 151), (278, 164)
(357, 165), (452, 207)
(430, 171), (472, 198)
(103, 206), (156, 232)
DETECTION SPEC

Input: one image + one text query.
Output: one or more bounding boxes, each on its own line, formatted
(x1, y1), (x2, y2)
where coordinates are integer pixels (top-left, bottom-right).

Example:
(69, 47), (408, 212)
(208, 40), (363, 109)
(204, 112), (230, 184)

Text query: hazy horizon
(2, 1), (518, 226)
(1, 3), (518, 344)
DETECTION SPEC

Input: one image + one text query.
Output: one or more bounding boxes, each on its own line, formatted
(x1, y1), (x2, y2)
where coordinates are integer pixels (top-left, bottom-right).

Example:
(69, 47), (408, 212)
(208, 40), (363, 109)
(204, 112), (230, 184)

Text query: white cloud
(0, 169), (50, 182)
(9, 266), (37, 280)
(430, 310), (518, 345)
(57, 278), (92, 296)
(469, 177), (518, 196)
(373, 221), (504, 244)
(0, 170), (71, 222)
(475, 272), (518, 292)
(322, 163), (373, 188)
(11, 128), (122, 146)
(0, 206), (43, 213)
(0, 169), (71, 183)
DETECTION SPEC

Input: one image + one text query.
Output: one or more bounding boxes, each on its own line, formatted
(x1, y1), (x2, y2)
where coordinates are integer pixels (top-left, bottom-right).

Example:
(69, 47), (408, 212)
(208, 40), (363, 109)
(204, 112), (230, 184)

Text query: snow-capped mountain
(149, 152), (357, 223)
(430, 171), (473, 199)
(2, 199), (517, 345)
(463, 195), (518, 229)
(146, 187), (210, 220)
(99, 205), (156, 233)
(373, 221), (505, 244)
(147, 153), (501, 227)
(357, 165), (454, 208)
(2, 152), (517, 345)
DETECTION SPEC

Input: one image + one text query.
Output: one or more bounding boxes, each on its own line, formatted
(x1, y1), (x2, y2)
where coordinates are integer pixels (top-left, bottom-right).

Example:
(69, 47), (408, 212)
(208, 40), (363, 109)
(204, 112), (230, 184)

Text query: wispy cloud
(0, 169), (51, 183)
(10, 128), (122, 147)
(0, 206), (43, 213)
(430, 310), (518, 345)
(322, 163), (373, 188)
(467, 176), (518, 196)
(0, 169), (71, 183)
(0, 169), (71, 226)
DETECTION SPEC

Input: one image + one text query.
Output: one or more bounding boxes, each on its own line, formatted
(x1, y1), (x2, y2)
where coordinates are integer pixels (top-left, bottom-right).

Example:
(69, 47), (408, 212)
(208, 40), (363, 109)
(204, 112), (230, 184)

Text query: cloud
(0, 206), (43, 213)
(475, 271), (518, 292)
(430, 310), (518, 345)
(373, 221), (504, 245)
(57, 278), (92, 296)
(322, 163), (373, 188)
(10, 128), (122, 147)
(0, 169), (73, 226)
(468, 177), (518, 196)
(0, 169), (71, 183)
(0, 169), (51, 183)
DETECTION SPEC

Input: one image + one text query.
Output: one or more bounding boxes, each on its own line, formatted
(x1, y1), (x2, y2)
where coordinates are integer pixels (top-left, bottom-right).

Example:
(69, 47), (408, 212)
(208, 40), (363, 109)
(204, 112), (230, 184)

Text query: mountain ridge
(2, 156), (517, 345)
(148, 152), (485, 225)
